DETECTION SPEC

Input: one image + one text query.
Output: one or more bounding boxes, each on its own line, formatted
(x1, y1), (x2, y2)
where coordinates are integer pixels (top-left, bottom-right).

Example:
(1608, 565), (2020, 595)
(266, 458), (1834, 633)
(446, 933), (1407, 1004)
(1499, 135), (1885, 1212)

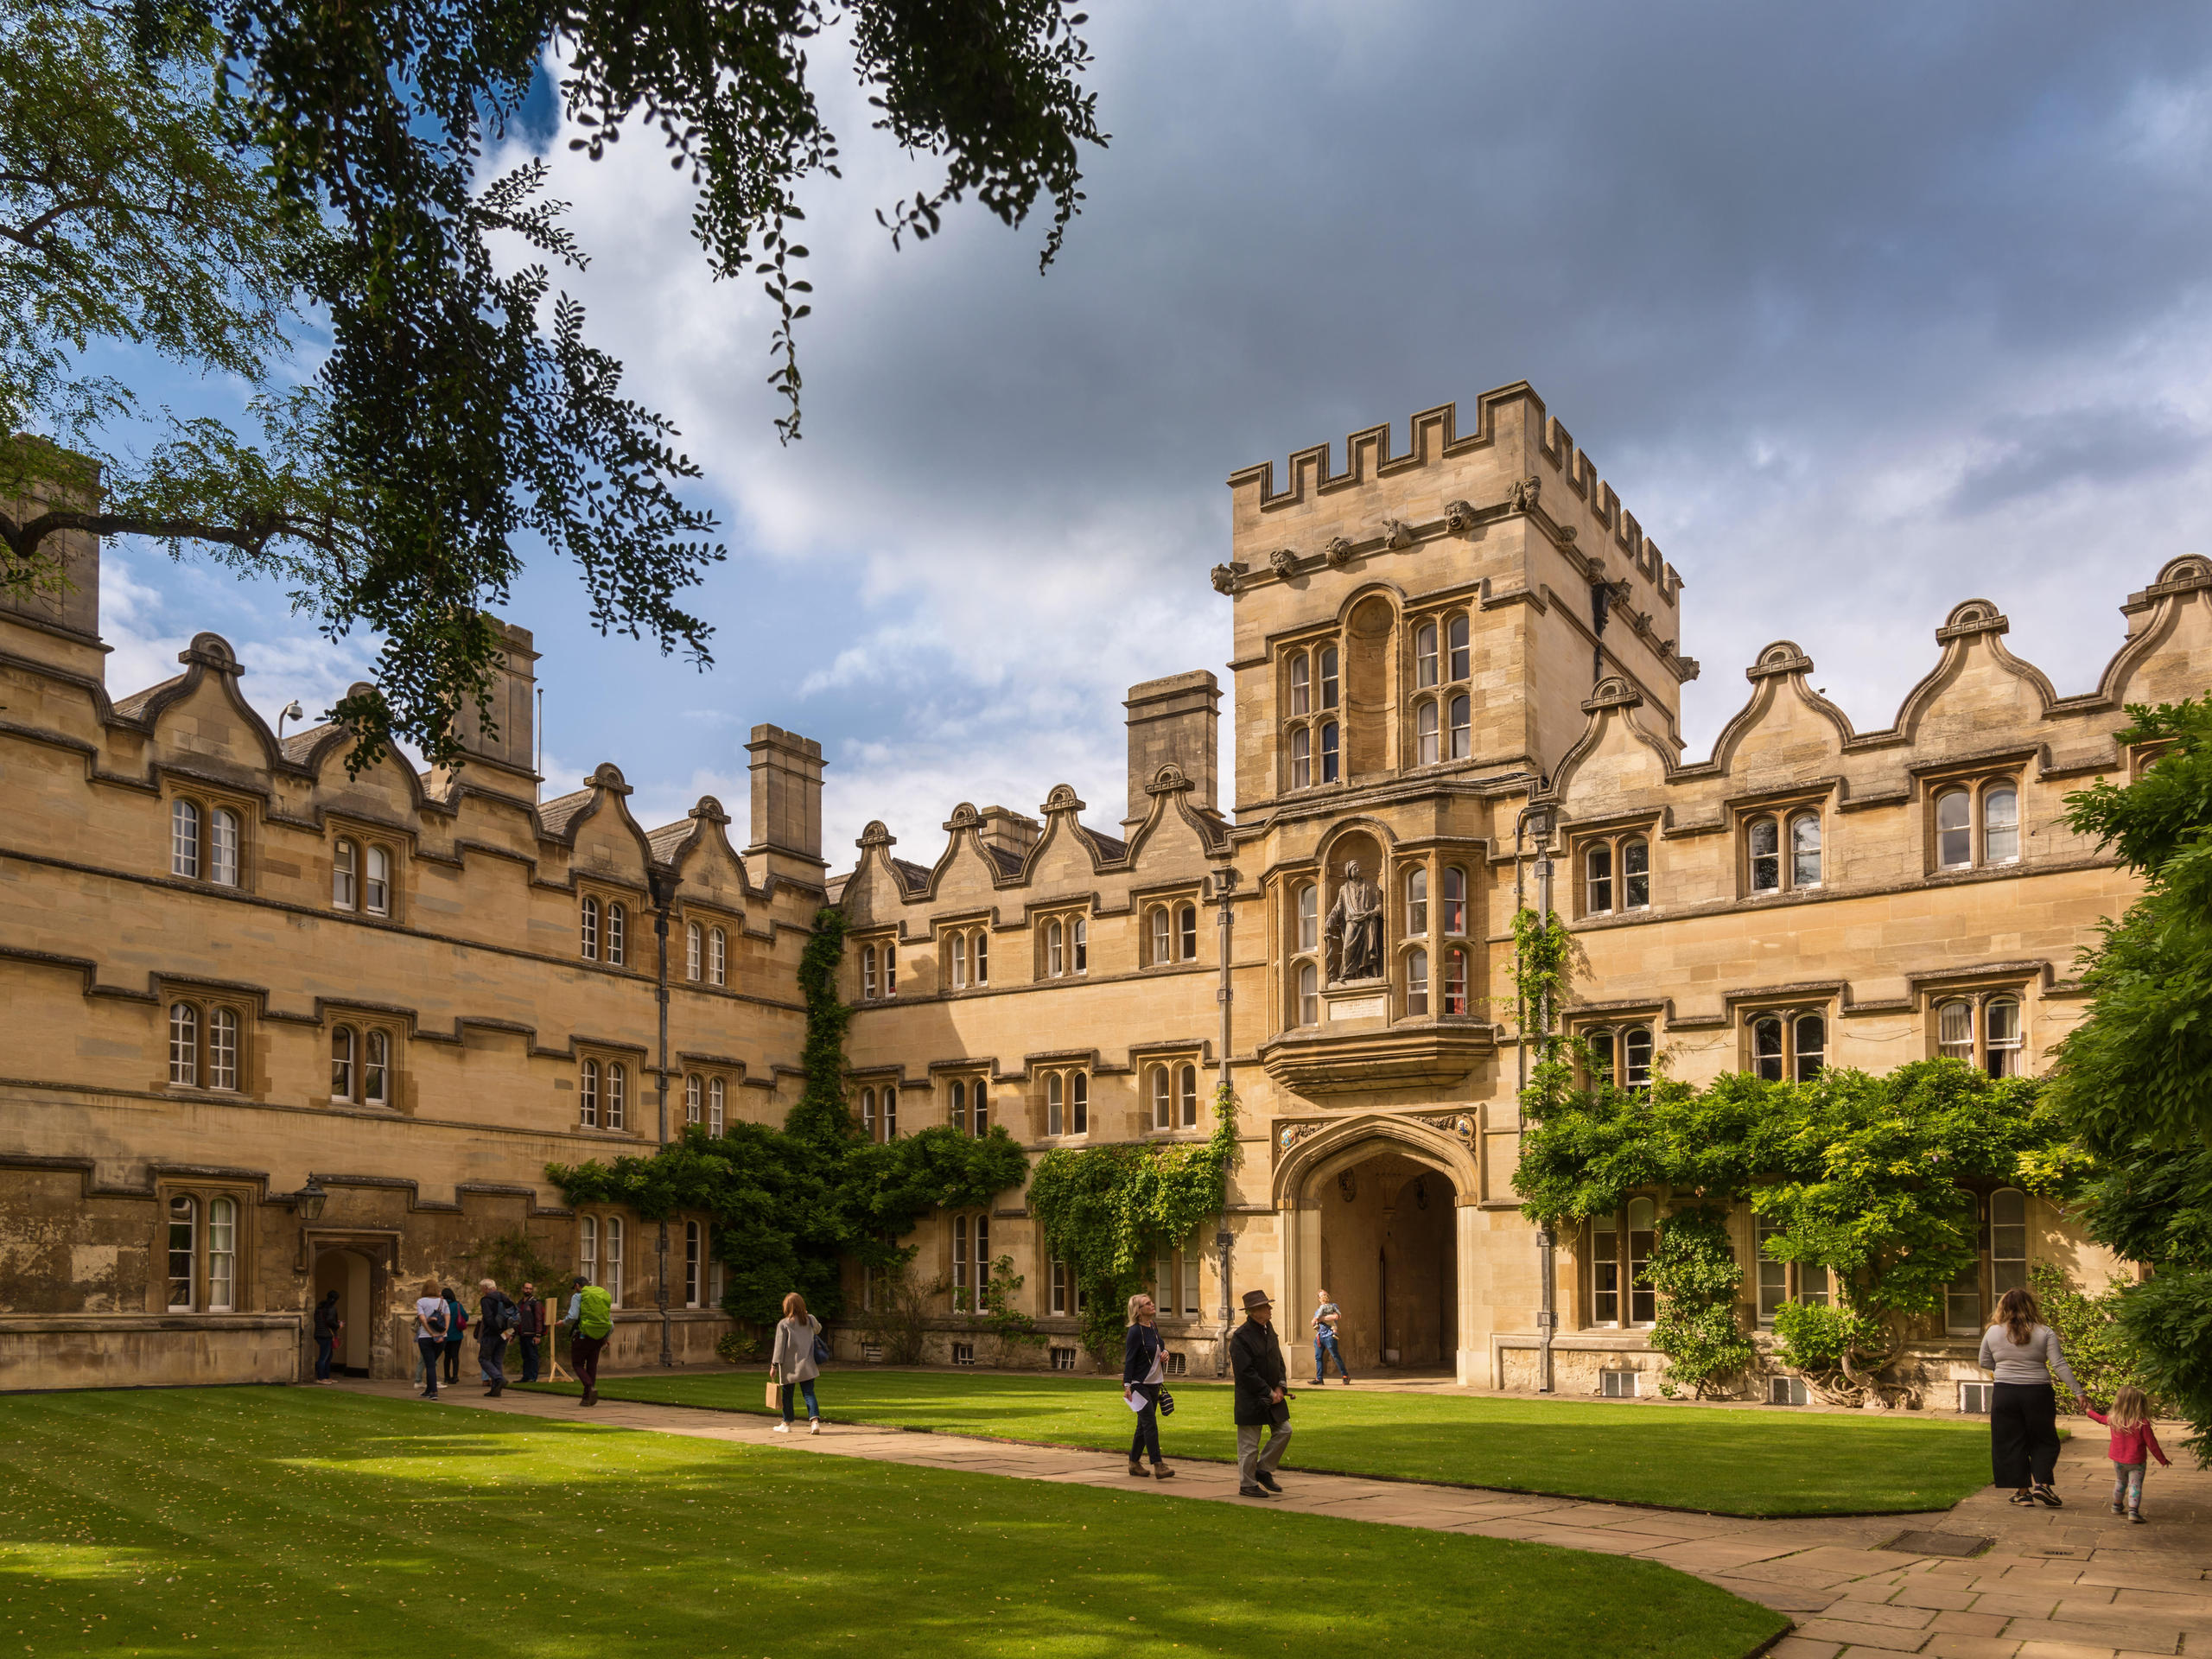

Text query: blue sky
(89, 2), (2212, 864)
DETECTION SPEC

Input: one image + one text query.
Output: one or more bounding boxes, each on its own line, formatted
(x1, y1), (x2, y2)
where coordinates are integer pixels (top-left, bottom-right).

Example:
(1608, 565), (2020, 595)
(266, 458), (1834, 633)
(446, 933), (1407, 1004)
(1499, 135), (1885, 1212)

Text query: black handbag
(1157, 1389), (1176, 1417)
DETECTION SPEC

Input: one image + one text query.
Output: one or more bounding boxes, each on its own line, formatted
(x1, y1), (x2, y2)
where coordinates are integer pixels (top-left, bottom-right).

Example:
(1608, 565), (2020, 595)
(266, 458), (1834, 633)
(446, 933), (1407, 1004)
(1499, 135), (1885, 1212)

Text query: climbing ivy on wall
(1027, 1083), (1242, 1361)
(549, 907), (1029, 1325)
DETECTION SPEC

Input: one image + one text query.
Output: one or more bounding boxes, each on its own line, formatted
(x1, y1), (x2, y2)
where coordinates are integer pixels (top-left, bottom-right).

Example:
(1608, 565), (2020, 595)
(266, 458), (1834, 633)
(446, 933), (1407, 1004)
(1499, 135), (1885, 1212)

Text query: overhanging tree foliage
(546, 908), (1029, 1323)
(7, 0), (1103, 767)
(2051, 699), (2212, 1461)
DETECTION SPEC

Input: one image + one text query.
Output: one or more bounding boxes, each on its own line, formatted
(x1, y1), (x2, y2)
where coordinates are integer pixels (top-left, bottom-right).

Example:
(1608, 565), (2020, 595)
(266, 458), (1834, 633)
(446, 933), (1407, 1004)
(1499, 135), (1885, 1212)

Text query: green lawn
(0, 1389), (1782, 1659)
(526, 1367), (1993, 1517)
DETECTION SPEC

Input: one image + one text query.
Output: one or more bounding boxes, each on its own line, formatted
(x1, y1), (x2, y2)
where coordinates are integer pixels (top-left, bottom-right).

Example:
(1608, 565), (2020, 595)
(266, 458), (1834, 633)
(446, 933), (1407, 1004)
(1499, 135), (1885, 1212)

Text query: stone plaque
(1328, 995), (1385, 1021)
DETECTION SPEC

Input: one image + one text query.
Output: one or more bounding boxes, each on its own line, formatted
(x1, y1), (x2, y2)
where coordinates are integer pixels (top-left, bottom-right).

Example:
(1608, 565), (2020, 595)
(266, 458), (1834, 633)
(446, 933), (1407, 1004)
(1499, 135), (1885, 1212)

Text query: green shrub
(1648, 1205), (1757, 1399)
(714, 1329), (761, 1366)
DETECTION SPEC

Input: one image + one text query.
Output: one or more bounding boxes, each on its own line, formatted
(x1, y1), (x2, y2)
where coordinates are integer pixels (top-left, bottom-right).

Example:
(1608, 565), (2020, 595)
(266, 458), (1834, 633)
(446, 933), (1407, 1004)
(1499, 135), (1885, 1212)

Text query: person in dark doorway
(1230, 1287), (1291, 1497)
(564, 1274), (613, 1407)
(1312, 1287), (1352, 1385)
(439, 1285), (467, 1383)
(513, 1281), (544, 1383)
(1122, 1291), (1174, 1479)
(476, 1278), (514, 1396)
(311, 1289), (342, 1384)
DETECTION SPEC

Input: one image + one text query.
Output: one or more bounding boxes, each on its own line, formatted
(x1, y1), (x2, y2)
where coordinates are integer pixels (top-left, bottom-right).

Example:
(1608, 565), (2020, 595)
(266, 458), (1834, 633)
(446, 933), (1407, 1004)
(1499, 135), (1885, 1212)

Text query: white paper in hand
(1122, 1384), (1145, 1414)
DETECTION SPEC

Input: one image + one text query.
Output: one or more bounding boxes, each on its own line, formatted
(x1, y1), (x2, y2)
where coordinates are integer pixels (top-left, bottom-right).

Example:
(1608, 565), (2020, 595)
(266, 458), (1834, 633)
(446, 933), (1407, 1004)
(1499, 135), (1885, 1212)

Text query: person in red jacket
(2084, 1387), (2171, 1523)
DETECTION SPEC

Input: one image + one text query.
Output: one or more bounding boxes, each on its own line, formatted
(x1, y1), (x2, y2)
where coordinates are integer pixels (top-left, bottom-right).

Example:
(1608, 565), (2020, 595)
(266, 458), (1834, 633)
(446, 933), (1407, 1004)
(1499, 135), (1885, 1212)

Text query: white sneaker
(772, 1421), (791, 1433)
(808, 1420), (822, 1435)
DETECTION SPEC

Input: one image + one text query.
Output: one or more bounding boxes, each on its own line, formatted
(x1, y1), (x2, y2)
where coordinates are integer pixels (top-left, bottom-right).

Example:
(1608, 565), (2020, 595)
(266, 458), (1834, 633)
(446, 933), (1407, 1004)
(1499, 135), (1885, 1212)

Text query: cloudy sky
(100, 2), (2212, 866)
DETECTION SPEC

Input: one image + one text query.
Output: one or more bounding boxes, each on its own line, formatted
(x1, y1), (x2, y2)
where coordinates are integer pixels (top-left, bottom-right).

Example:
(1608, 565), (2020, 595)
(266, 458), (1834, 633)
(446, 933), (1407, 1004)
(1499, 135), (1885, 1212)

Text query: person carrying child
(2083, 1386), (2171, 1524)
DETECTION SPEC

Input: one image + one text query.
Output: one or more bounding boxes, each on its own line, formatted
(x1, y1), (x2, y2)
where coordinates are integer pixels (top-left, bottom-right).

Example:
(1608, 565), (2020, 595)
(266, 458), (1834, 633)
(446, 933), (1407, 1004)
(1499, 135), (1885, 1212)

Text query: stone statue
(1325, 859), (1383, 982)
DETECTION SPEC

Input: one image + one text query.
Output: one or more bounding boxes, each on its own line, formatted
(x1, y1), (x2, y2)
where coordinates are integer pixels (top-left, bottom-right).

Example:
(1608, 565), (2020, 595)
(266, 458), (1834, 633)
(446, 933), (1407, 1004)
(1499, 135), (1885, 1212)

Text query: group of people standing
(406, 1280), (539, 1398)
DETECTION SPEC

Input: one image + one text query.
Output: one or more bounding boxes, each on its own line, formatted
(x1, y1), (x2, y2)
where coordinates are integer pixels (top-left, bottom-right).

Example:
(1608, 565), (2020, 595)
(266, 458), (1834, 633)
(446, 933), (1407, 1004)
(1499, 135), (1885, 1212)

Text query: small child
(2083, 1386), (2170, 1522)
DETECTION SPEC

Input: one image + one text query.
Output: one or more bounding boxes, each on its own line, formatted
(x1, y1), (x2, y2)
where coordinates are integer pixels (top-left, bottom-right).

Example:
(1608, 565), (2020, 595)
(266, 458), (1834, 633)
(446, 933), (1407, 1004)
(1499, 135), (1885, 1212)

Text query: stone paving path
(338, 1379), (2210, 1656)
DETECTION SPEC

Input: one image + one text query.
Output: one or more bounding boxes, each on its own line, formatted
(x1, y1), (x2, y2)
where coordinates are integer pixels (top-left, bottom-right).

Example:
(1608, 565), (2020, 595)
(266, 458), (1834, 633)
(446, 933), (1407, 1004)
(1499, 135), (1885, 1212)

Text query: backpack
(424, 1304), (447, 1338)
(577, 1284), (614, 1339)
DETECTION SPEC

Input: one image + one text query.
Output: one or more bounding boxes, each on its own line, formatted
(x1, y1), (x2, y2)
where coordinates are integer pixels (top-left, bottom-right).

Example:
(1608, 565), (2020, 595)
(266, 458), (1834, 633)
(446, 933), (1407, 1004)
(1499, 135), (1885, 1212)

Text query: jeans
(517, 1333), (541, 1382)
(1128, 1383), (1161, 1463)
(1991, 1382), (2061, 1489)
(780, 1380), (819, 1422)
(1313, 1332), (1350, 1382)
(571, 1332), (607, 1391)
(416, 1336), (443, 1397)
(314, 1337), (334, 1381)
(479, 1335), (507, 1387)
(2113, 1462), (2145, 1510)
(1236, 1420), (1292, 1488)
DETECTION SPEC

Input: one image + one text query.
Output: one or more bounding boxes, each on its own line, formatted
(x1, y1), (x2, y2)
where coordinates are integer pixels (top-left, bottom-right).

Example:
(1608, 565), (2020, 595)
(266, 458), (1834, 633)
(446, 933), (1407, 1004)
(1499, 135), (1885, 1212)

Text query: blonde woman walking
(1122, 1292), (1173, 1479)
(1980, 1286), (2086, 1507)
(769, 1291), (824, 1435)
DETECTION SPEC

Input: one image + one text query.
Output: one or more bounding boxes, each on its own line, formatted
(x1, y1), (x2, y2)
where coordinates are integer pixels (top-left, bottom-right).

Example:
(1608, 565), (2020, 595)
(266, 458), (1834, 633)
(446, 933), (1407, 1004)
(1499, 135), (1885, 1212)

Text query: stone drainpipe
(1214, 859), (1237, 1377)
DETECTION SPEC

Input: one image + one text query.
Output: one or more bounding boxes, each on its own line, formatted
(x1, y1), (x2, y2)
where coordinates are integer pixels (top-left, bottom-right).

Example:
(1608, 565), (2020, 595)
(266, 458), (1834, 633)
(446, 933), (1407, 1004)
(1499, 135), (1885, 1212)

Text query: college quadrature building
(2, 383), (2197, 1397)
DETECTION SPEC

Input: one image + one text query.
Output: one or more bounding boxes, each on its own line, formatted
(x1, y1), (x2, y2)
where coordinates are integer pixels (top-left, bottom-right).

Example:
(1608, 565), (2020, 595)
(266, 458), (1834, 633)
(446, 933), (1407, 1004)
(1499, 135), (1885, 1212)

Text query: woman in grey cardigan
(769, 1290), (824, 1435)
(1980, 1286), (2085, 1506)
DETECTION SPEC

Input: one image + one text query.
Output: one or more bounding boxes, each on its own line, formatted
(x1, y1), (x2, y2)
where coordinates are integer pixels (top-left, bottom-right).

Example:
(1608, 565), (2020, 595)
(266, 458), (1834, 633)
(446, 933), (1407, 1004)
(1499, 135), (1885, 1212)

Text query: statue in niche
(1325, 859), (1383, 983)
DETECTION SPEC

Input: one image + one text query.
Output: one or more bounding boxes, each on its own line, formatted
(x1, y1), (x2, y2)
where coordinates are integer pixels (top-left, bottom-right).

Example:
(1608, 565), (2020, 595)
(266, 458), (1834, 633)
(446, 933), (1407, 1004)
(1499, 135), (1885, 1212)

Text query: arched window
(1150, 906), (1172, 965)
(580, 1058), (600, 1128)
(1151, 1066), (1172, 1130)
(1591, 1209), (1619, 1325)
(607, 903), (626, 967)
(1447, 694), (1470, 760)
(1936, 788), (1972, 868)
(171, 799), (200, 879)
(969, 1083), (988, 1137)
(167, 1195), (196, 1310)
(333, 839), (359, 909)
(1291, 727), (1312, 790)
(1415, 699), (1439, 766)
(1752, 1016), (1785, 1082)
(168, 1002), (199, 1086)
(1778, 1016), (1817, 1082)
(1622, 838), (1649, 910)
(1747, 817), (1780, 892)
(882, 1085), (898, 1137)
(1406, 867), (1427, 935)
(974, 930), (988, 986)
(208, 808), (239, 887)
(1046, 919), (1065, 977)
(709, 926), (726, 987)
(1447, 613), (1470, 681)
(1179, 1064), (1198, 1128)
(1178, 904), (1198, 960)
(1990, 1187), (2028, 1295)
(208, 1007), (238, 1090)
(579, 1216), (598, 1287)
(1985, 997), (2022, 1078)
(687, 1073), (702, 1125)
(1288, 652), (1310, 715)
(1984, 785), (2020, 866)
(1297, 882), (1318, 950)
(580, 895), (601, 961)
(1414, 620), (1439, 688)
(861, 1087), (876, 1140)
(1406, 947), (1429, 1016)
(1319, 646), (1339, 709)
(885, 944), (897, 995)
(684, 1219), (702, 1307)
(1789, 812), (1821, 889)
(686, 921), (702, 981)
(1586, 843), (1613, 914)
(1071, 919), (1087, 974)
(950, 1078), (968, 1135)
(709, 1076), (725, 1134)
(1623, 1026), (1654, 1090)
(1297, 961), (1319, 1027)
(1936, 999), (1974, 1061)
(207, 1196), (236, 1312)
(950, 932), (968, 989)
(364, 1028), (390, 1104)
(329, 1027), (355, 1100)
(1443, 948), (1470, 1016)
(1046, 1072), (1065, 1136)
(604, 1217), (624, 1306)
(1441, 867), (1466, 935)
(365, 846), (390, 915)
(861, 943), (879, 999)
(1627, 1198), (1657, 1325)
(607, 1063), (627, 1131)
(1071, 1072), (1088, 1135)
(1319, 721), (1340, 783)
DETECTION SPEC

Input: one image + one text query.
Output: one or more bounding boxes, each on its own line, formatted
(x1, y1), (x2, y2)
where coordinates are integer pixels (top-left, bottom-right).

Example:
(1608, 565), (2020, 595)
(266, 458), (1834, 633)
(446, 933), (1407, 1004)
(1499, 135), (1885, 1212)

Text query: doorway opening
(1313, 1150), (1457, 1374)
(313, 1248), (375, 1376)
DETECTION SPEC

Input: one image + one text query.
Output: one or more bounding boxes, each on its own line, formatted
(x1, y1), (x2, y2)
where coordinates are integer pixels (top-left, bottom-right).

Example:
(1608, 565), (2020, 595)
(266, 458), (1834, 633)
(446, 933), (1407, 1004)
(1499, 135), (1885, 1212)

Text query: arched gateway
(1270, 1113), (1484, 1385)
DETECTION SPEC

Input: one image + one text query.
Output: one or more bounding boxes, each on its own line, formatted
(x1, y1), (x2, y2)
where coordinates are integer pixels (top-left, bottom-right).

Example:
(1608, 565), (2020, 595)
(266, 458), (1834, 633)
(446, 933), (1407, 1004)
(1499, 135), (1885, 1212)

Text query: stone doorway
(1313, 1151), (1458, 1375)
(313, 1248), (375, 1376)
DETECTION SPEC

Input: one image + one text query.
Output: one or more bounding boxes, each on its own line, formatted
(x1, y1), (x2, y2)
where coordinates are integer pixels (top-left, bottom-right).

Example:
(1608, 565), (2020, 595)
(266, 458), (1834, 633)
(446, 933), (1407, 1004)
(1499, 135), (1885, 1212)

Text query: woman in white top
(412, 1278), (448, 1401)
(1980, 1286), (2085, 1506)
(768, 1291), (823, 1434)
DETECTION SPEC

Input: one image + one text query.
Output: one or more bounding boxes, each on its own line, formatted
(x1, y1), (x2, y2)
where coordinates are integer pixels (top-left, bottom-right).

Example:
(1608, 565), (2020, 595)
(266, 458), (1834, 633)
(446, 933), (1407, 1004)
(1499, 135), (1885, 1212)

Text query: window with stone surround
(1042, 913), (1088, 978)
(1044, 1070), (1088, 1138)
(1577, 830), (1651, 918)
(166, 995), (250, 1092)
(1745, 808), (1822, 896)
(709, 925), (727, 987)
(327, 1022), (397, 1105)
(1933, 779), (2022, 873)
(709, 1076), (725, 1134)
(169, 792), (247, 888)
(947, 1076), (991, 1136)
(1582, 1023), (1656, 1090)
(1747, 1011), (1826, 1084)
(1290, 878), (1323, 1027)
(1755, 1210), (1831, 1327)
(162, 1187), (249, 1313)
(580, 895), (601, 961)
(1933, 993), (2025, 1077)
(951, 1212), (989, 1313)
(686, 921), (702, 981)
(1588, 1198), (1658, 1328)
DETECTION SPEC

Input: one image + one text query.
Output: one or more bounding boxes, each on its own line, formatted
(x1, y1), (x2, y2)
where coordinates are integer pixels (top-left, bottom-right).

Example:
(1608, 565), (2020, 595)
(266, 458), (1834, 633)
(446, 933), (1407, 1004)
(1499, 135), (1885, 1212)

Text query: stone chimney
(0, 451), (105, 681)
(976, 805), (1041, 862)
(433, 617), (539, 803)
(747, 724), (827, 883)
(1124, 670), (1220, 828)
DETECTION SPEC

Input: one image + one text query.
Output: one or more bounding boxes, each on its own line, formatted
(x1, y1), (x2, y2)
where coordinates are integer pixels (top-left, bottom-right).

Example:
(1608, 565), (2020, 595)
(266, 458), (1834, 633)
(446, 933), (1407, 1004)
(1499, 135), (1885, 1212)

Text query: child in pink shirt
(2084, 1387), (2170, 1522)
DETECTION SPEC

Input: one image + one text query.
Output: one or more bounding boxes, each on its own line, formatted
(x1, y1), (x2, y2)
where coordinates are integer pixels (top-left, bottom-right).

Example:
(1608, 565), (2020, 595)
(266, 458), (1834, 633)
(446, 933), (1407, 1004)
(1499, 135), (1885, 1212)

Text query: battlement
(1224, 381), (1682, 605)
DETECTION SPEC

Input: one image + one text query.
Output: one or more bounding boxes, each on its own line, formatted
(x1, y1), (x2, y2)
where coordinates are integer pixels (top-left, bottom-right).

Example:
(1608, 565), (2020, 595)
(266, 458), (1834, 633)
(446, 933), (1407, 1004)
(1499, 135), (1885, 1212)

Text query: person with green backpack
(563, 1274), (613, 1407)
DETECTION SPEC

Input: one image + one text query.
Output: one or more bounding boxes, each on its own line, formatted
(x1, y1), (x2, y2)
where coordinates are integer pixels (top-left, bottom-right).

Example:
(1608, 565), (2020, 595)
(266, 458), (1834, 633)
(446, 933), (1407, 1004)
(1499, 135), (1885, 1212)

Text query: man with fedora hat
(1229, 1287), (1292, 1497)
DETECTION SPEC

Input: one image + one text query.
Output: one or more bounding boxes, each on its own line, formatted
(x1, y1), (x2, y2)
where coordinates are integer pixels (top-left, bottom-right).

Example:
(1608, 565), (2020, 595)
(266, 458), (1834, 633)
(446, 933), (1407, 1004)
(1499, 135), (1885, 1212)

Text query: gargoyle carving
(1506, 474), (1541, 513)
(1382, 518), (1415, 550)
(1210, 563), (1242, 594)
(1323, 535), (1357, 568)
(1442, 499), (1476, 532)
(1268, 547), (1298, 578)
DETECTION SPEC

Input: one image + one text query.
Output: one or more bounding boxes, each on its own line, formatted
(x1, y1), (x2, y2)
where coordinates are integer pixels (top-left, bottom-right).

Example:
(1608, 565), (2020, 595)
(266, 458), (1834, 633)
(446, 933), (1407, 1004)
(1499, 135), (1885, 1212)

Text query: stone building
(3, 380), (2202, 1397)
